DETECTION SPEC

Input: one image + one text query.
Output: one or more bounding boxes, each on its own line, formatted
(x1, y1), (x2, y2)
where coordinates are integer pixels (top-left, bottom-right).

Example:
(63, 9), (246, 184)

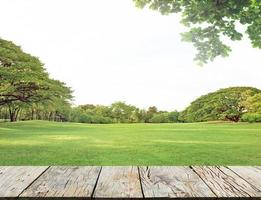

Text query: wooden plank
(192, 166), (261, 198)
(0, 166), (48, 198)
(93, 166), (142, 198)
(20, 166), (101, 199)
(255, 166), (261, 171)
(228, 166), (261, 191)
(0, 166), (260, 199)
(139, 166), (216, 198)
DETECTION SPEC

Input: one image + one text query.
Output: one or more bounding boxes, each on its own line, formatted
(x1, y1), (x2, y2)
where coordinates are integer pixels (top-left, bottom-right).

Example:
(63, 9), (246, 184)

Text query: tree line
(1, 101), (180, 124)
(0, 38), (260, 123)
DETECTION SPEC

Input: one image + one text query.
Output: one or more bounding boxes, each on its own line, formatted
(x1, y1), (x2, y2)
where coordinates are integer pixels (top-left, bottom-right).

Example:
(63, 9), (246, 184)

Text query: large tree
(0, 38), (72, 121)
(179, 87), (261, 122)
(110, 101), (138, 123)
(134, 0), (261, 65)
(243, 93), (261, 114)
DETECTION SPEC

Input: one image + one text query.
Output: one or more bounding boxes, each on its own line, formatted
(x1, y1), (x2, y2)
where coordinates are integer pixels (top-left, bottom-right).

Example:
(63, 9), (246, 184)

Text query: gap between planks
(0, 166), (260, 199)
(90, 166), (103, 198)
(18, 166), (51, 197)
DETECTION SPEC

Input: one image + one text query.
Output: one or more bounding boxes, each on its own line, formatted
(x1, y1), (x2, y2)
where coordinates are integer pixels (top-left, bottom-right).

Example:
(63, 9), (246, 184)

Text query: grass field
(0, 120), (260, 165)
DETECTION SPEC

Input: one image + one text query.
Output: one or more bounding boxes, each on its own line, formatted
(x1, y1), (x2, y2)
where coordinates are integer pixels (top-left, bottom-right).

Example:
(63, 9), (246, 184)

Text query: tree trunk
(9, 110), (17, 122)
(8, 105), (20, 122)
(48, 112), (53, 121)
(10, 112), (16, 122)
(225, 115), (240, 122)
(31, 109), (35, 120)
(16, 108), (21, 121)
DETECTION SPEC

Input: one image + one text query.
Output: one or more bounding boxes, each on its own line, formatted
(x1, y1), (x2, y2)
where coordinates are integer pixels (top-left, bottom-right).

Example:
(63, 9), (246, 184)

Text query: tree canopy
(67, 102), (180, 124)
(0, 38), (72, 121)
(134, 0), (261, 65)
(179, 87), (261, 122)
(1, 38), (260, 123)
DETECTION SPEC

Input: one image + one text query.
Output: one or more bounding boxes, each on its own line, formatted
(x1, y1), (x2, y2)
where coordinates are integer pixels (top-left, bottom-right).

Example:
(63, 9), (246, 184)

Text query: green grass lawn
(0, 120), (260, 165)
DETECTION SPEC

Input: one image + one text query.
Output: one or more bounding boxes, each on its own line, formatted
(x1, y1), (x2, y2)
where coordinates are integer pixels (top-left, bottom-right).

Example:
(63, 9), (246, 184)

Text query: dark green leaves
(0, 38), (72, 121)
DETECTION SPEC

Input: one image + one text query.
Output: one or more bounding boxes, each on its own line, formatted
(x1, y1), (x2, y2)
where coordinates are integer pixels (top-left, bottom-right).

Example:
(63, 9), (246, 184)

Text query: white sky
(1, 0), (260, 111)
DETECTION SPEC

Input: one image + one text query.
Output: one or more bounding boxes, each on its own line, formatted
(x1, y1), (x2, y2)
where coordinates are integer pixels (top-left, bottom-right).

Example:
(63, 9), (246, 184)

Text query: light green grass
(0, 120), (260, 165)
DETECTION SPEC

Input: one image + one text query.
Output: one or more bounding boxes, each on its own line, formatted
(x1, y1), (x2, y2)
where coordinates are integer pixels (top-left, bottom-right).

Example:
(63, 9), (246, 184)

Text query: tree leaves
(134, 0), (261, 64)
(0, 38), (72, 121)
(179, 87), (261, 122)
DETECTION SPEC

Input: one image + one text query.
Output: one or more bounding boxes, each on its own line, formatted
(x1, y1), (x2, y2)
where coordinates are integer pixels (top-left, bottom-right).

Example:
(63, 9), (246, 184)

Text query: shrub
(78, 114), (92, 123)
(149, 113), (170, 123)
(91, 115), (113, 124)
(168, 111), (180, 122)
(241, 113), (261, 123)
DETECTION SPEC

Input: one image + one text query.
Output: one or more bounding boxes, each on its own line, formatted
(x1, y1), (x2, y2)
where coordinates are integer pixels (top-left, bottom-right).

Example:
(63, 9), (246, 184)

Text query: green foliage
(150, 112), (169, 123)
(0, 38), (72, 122)
(0, 39), (49, 107)
(110, 101), (138, 123)
(144, 106), (158, 122)
(243, 93), (261, 114)
(78, 113), (92, 123)
(134, 0), (261, 65)
(1, 37), (260, 124)
(90, 115), (113, 124)
(149, 111), (180, 123)
(180, 87), (261, 122)
(168, 111), (180, 122)
(67, 103), (173, 124)
(241, 113), (261, 123)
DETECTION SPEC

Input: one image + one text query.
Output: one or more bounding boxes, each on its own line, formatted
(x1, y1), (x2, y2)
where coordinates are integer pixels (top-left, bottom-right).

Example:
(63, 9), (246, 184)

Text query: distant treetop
(179, 86), (261, 122)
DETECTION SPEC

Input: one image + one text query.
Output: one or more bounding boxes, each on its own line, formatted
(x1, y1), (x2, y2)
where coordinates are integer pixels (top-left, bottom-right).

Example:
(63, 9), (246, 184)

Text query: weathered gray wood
(1, 166), (261, 199)
(20, 166), (101, 198)
(139, 166), (216, 198)
(193, 166), (261, 198)
(228, 166), (261, 191)
(255, 166), (261, 171)
(93, 166), (143, 198)
(0, 166), (48, 198)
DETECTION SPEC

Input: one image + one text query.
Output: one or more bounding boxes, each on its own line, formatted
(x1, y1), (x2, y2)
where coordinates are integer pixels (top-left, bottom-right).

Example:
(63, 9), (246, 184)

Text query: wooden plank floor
(0, 166), (260, 199)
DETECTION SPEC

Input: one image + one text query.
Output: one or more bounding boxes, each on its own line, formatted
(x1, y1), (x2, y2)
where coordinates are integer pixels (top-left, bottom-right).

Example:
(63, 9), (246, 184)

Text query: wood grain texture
(228, 166), (261, 191)
(0, 166), (48, 198)
(20, 166), (101, 198)
(1, 166), (261, 199)
(139, 166), (216, 198)
(255, 166), (261, 171)
(93, 166), (143, 198)
(193, 166), (261, 198)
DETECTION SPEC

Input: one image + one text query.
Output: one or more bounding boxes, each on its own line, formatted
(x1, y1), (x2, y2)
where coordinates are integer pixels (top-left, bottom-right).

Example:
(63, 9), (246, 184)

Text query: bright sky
(1, 0), (260, 111)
